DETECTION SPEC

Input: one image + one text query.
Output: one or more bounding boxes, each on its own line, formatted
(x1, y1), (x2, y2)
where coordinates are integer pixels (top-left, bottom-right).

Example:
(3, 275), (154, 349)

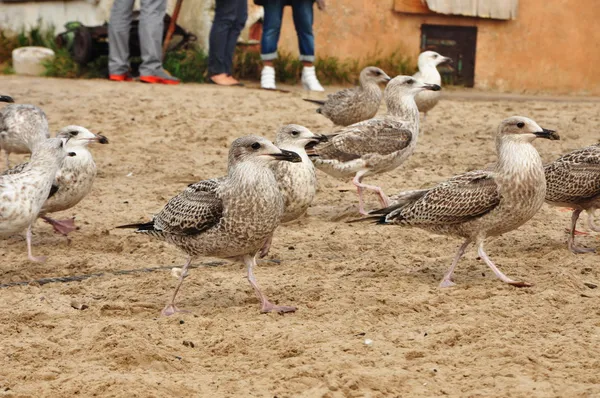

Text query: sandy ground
(1, 75), (600, 398)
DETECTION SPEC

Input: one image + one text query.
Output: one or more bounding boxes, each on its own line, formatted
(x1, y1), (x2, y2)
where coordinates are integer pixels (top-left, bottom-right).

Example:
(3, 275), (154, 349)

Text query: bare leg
(588, 208), (600, 233)
(259, 234), (273, 258)
(568, 210), (595, 253)
(41, 216), (78, 236)
(439, 239), (470, 288)
(477, 241), (532, 287)
(243, 254), (296, 313)
(26, 224), (46, 263)
(162, 256), (193, 316)
(352, 171), (389, 214)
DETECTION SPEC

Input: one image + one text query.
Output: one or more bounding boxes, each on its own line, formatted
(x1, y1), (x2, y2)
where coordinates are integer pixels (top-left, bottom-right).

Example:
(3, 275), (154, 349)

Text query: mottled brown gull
(360, 116), (559, 287)
(2, 126), (109, 235)
(117, 136), (301, 316)
(544, 144), (600, 253)
(259, 124), (327, 257)
(0, 138), (75, 262)
(0, 103), (50, 168)
(412, 51), (452, 119)
(308, 75), (440, 215)
(303, 67), (391, 126)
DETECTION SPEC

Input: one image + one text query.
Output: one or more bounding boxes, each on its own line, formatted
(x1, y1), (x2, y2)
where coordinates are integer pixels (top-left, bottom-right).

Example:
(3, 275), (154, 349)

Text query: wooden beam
(393, 0), (434, 15)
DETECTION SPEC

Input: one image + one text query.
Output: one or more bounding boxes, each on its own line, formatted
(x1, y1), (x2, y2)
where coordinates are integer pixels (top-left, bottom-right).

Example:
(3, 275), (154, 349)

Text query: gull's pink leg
(439, 239), (470, 288)
(26, 225), (46, 263)
(259, 234), (273, 258)
(568, 210), (595, 253)
(243, 254), (296, 313)
(477, 242), (532, 287)
(359, 182), (391, 208)
(162, 256), (193, 316)
(587, 208), (600, 233)
(41, 216), (78, 236)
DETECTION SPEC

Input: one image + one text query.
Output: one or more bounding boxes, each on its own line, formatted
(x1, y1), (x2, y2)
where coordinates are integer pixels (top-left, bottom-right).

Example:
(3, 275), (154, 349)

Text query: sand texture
(1, 75), (600, 397)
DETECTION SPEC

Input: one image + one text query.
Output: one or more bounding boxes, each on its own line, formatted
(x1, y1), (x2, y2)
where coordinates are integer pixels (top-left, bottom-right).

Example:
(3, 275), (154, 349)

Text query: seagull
(0, 104), (50, 168)
(0, 137), (75, 262)
(544, 144), (600, 253)
(117, 136), (302, 316)
(359, 116), (559, 287)
(2, 126), (109, 235)
(0, 95), (14, 103)
(259, 124), (327, 257)
(308, 75), (440, 215)
(412, 51), (452, 119)
(303, 67), (391, 126)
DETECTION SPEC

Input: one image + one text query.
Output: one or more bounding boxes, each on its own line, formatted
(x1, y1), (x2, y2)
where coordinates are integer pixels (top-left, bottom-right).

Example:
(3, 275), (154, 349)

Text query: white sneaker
(301, 66), (324, 91)
(261, 66), (276, 89)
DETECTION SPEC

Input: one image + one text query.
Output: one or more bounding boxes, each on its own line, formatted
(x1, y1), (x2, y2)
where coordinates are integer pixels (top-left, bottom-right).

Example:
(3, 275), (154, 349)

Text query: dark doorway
(420, 24), (477, 87)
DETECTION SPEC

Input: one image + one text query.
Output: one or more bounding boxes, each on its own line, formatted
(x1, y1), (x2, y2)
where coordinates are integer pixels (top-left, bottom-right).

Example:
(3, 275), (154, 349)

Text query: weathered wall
(275, 0), (600, 95)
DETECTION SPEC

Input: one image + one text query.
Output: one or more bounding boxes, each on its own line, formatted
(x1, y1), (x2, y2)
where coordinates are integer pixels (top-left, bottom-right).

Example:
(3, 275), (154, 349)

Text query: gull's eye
(291, 130), (299, 136)
(407, 79), (415, 84)
(70, 130), (79, 136)
(251, 142), (261, 150)
(59, 141), (63, 148)
(517, 122), (525, 128)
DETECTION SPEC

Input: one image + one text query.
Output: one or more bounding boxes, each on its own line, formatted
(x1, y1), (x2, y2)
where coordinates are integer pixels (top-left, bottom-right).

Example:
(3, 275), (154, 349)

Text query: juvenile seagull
(2, 126), (109, 235)
(544, 144), (600, 253)
(0, 138), (75, 262)
(363, 116), (559, 287)
(259, 124), (327, 257)
(118, 136), (302, 316)
(308, 75), (440, 215)
(0, 95), (14, 103)
(412, 51), (452, 118)
(303, 67), (391, 126)
(0, 104), (50, 168)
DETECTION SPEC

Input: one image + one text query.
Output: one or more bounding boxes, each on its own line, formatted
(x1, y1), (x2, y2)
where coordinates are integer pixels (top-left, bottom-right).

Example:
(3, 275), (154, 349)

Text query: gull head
(497, 116), (560, 143)
(360, 66), (392, 85)
(57, 125), (109, 147)
(418, 51), (453, 69)
(385, 75), (441, 99)
(229, 135), (302, 166)
(33, 137), (76, 165)
(275, 124), (327, 150)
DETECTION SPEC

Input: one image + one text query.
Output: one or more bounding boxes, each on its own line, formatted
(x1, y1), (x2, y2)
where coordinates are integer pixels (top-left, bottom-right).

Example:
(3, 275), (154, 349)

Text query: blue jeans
(260, 0), (315, 63)
(208, 0), (248, 76)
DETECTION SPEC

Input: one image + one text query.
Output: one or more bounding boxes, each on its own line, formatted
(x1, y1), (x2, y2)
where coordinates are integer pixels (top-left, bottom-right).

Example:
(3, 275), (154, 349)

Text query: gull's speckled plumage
(309, 75), (441, 214)
(412, 51), (452, 117)
(374, 116), (559, 287)
(304, 67), (391, 126)
(273, 124), (326, 223)
(118, 135), (302, 315)
(0, 138), (73, 262)
(2, 125), (109, 235)
(544, 144), (600, 253)
(0, 104), (50, 168)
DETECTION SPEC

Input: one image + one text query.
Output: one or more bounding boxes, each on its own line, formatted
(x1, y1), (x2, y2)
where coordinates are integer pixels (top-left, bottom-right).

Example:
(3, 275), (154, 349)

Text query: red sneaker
(109, 73), (133, 82)
(139, 75), (180, 85)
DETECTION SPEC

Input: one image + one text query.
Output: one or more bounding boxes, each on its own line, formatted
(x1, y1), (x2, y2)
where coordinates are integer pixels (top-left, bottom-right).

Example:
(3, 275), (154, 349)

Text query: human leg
(108, 0), (135, 79)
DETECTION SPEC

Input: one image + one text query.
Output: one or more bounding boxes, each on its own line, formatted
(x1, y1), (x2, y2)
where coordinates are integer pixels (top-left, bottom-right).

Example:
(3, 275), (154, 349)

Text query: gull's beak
(442, 57), (453, 65)
(420, 83), (441, 91)
(0, 95), (14, 103)
(270, 149), (302, 163)
(305, 134), (328, 149)
(383, 74), (392, 82)
(96, 134), (109, 144)
(534, 128), (560, 140)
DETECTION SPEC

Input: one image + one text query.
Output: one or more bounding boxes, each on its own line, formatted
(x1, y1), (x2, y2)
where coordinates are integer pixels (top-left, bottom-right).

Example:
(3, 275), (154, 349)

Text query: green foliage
(163, 48), (208, 82)
(41, 47), (80, 78)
